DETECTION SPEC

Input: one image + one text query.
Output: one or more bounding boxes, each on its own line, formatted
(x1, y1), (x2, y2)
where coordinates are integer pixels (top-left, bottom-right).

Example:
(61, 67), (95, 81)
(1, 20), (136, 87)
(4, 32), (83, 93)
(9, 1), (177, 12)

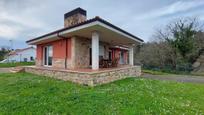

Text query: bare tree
(137, 17), (203, 72)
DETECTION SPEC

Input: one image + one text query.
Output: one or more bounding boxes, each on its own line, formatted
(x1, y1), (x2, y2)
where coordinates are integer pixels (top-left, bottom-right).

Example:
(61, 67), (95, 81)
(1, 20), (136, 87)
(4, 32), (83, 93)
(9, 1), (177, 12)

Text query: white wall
(6, 48), (36, 63)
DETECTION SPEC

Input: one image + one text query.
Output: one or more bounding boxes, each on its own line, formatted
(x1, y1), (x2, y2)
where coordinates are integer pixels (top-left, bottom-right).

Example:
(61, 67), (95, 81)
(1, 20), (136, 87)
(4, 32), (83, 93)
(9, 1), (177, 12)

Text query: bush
(142, 63), (193, 74)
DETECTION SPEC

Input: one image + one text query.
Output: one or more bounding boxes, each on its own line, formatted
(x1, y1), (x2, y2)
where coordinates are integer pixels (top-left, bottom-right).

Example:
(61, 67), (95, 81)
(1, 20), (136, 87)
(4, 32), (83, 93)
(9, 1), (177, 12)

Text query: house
(25, 8), (144, 86)
(0, 47), (36, 63)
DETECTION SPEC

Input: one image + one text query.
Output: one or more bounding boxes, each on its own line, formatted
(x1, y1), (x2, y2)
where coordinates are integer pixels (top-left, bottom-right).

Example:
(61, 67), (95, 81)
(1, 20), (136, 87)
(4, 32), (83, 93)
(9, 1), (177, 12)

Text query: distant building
(0, 47), (36, 63)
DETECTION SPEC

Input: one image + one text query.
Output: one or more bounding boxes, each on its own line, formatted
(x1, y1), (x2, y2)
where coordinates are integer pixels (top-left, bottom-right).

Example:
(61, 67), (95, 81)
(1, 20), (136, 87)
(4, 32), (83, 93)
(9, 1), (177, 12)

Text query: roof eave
(26, 18), (144, 45)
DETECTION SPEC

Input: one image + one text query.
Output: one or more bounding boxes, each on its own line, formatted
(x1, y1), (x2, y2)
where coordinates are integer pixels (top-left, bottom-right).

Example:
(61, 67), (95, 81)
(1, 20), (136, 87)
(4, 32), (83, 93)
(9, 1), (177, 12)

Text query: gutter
(57, 33), (68, 69)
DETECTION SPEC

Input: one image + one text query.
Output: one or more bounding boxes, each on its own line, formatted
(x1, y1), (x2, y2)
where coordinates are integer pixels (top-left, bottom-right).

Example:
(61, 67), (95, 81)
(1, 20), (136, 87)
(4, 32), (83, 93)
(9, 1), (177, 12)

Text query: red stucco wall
(110, 48), (128, 64)
(36, 44), (43, 60)
(36, 38), (71, 60)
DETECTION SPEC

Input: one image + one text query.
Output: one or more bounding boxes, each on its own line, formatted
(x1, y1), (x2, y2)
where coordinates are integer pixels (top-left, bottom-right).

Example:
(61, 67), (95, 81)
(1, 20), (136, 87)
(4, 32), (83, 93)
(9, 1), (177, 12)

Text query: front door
(44, 46), (53, 66)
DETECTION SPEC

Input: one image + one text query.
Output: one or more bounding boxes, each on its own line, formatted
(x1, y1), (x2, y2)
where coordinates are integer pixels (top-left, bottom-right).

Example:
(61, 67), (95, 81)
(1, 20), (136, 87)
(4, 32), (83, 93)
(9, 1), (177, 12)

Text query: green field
(0, 62), (35, 68)
(0, 73), (203, 114)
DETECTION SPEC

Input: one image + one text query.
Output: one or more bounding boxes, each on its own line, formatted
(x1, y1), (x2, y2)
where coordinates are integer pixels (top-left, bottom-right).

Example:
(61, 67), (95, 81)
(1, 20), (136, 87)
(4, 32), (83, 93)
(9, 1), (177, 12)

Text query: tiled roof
(8, 47), (35, 56)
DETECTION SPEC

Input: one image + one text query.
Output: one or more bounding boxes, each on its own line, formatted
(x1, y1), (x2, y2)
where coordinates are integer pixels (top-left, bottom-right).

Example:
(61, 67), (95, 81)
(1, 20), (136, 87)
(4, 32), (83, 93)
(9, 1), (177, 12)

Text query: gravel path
(141, 74), (204, 84)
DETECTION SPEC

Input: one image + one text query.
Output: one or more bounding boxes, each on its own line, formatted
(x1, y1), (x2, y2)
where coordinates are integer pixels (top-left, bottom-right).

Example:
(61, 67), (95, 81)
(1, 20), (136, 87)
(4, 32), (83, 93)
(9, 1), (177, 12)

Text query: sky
(0, 0), (204, 49)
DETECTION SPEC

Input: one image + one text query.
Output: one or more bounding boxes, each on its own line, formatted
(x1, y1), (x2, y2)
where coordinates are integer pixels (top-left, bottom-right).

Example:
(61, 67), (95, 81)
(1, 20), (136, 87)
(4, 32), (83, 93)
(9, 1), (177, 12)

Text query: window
(44, 46), (53, 66)
(24, 58), (28, 62)
(48, 46), (53, 66)
(109, 51), (112, 60)
(99, 45), (105, 57)
(30, 56), (34, 61)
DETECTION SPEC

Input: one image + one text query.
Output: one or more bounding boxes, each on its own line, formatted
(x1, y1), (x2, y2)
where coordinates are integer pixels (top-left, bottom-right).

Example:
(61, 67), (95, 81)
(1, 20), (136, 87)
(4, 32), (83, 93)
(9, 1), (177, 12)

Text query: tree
(0, 47), (10, 61)
(168, 19), (199, 59)
(157, 18), (202, 60)
(137, 17), (203, 72)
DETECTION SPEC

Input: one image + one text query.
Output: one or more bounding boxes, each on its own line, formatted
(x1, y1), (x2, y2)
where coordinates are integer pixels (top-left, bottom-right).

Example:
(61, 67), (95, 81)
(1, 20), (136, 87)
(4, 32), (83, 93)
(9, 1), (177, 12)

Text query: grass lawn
(0, 62), (35, 68)
(0, 73), (204, 114)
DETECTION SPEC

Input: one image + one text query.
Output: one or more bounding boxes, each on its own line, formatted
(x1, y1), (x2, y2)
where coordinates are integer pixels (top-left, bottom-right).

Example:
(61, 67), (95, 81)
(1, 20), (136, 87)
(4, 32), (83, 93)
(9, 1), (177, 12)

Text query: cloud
(0, 24), (22, 38)
(135, 0), (204, 20)
(123, 0), (204, 42)
(0, 0), (47, 40)
(0, 0), (204, 48)
(0, 12), (45, 29)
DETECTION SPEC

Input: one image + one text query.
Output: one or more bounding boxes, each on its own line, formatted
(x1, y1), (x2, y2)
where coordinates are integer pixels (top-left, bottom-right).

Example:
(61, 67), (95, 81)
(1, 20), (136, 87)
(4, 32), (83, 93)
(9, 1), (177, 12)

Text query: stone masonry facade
(72, 36), (91, 68)
(64, 13), (86, 28)
(71, 36), (111, 68)
(24, 66), (141, 86)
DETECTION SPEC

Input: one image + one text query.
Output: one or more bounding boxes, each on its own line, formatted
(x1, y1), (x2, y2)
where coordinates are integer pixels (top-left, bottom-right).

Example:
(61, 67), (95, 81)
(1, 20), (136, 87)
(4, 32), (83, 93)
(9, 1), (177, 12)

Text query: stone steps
(10, 67), (24, 73)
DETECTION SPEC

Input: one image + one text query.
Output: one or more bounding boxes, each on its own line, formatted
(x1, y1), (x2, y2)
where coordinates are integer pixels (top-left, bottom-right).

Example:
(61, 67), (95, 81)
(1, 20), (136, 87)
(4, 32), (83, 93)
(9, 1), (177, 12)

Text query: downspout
(57, 33), (68, 69)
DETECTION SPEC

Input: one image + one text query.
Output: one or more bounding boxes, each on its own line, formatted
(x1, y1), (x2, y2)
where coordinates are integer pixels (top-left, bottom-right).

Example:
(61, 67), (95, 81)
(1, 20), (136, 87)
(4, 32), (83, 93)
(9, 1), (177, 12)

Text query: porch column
(92, 31), (99, 70)
(129, 46), (134, 66)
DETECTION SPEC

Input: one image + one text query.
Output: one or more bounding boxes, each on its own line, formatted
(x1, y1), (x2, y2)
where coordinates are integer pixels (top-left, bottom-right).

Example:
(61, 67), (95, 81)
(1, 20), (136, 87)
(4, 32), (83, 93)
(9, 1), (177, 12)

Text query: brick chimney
(64, 8), (87, 27)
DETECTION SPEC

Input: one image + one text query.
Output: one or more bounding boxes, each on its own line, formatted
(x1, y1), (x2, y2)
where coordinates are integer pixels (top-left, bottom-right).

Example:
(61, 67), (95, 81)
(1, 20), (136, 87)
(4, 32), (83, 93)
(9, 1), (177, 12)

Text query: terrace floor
(26, 64), (135, 73)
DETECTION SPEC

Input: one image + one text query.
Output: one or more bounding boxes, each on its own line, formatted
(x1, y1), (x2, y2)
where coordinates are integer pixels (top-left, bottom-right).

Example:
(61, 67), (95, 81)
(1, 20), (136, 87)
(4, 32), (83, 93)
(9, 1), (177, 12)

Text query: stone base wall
(36, 58), (66, 69)
(24, 66), (141, 86)
(36, 59), (42, 66)
(52, 58), (66, 68)
(92, 66), (141, 85)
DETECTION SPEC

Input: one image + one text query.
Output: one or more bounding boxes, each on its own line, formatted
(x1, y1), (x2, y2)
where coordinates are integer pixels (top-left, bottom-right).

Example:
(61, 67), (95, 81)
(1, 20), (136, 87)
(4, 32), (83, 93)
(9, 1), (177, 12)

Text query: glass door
(44, 46), (53, 66)
(119, 50), (124, 64)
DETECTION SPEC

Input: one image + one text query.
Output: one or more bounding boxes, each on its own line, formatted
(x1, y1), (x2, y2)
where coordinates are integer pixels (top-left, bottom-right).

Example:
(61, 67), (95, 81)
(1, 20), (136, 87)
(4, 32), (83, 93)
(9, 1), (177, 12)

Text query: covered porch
(27, 17), (142, 70)
(89, 31), (135, 70)
(60, 20), (142, 70)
